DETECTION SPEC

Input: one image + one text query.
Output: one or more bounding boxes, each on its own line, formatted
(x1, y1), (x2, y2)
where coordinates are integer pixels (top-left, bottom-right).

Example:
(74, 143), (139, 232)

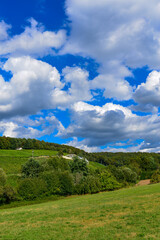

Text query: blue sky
(1, 0), (160, 152)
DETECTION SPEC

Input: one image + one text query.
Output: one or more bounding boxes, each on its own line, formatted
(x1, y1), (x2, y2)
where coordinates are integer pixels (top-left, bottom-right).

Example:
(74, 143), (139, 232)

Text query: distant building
(16, 147), (22, 150)
(62, 154), (89, 164)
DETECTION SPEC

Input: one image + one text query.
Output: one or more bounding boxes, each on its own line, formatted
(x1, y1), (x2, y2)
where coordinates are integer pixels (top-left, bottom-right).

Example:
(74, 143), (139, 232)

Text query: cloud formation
(62, 0), (160, 101)
(0, 56), (92, 119)
(0, 114), (64, 139)
(134, 71), (160, 110)
(0, 18), (66, 57)
(60, 101), (160, 151)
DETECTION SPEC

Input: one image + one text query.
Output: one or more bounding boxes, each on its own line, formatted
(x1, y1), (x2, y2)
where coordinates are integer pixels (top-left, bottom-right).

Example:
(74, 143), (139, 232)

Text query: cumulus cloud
(90, 72), (132, 100)
(59, 101), (160, 151)
(0, 114), (64, 139)
(64, 0), (160, 69)
(0, 18), (66, 57)
(61, 0), (160, 100)
(52, 66), (91, 108)
(65, 137), (100, 152)
(0, 21), (11, 41)
(0, 56), (92, 119)
(133, 71), (160, 110)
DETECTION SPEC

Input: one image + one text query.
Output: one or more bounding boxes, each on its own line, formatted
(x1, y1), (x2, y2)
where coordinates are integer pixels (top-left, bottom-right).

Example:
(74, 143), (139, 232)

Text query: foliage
(21, 158), (43, 178)
(74, 175), (101, 195)
(99, 170), (121, 191)
(40, 171), (61, 195)
(58, 171), (74, 195)
(69, 157), (88, 176)
(151, 170), (160, 183)
(18, 178), (47, 200)
(0, 185), (16, 204)
(44, 157), (70, 172)
(114, 167), (138, 183)
(0, 168), (7, 186)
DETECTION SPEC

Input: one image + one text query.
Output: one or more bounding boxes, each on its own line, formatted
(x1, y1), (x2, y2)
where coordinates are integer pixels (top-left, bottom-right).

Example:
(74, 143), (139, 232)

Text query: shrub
(114, 167), (137, 183)
(43, 157), (70, 172)
(74, 175), (101, 195)
(21, 158), (43, 178)
(69, 157), (88, 176)
(99, 170), (121, 191)
(18, 178), (47, 200)
(0, 185), (16, 204)
(0, 168), (7, 186)
(58, 171), (74, 195)
(40, 171), (61, 195)
(151, 170), (160, 183)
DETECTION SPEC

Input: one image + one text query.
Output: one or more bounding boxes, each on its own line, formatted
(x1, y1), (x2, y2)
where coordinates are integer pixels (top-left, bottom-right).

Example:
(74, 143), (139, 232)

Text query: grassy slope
(0, 150), (58, 187)
(0, 183), (160, 240)
(0, 149), (58, 174)
(0, 149), (104, 188)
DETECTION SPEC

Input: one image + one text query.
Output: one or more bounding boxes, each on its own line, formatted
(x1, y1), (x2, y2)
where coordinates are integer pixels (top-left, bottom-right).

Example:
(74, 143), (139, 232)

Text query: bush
(58, 171), (74, 195)
(42, 157), (70, 172)
(18, 178), (47, 200)
(151, 170), (160, 183)
(74, 175), (101, 195)
(0, 168), (7, 186)
(114, 167), (137, 183)
(69, 157), (88, 176)
(40, 171), (61, 195)
(0, 185), (16, 204)
(21, 158), (43, 178)
(99, 170), (121, 191)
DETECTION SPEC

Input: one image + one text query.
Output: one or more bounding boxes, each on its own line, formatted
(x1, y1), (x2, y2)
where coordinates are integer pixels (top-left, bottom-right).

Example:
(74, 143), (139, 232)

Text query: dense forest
(0, 136), (160, 206)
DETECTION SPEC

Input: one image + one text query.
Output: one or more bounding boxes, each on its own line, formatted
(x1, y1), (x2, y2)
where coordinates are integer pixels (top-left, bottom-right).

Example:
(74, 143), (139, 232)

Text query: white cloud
(64, 0), (160, 69)
(61, 0), (160, 101)
(51, 66), (91, 108)
(0, 57), (92, 119)
(0, 114), (64, 139)
(66, 137), (100, 152)
(90, 73), (132, 100)
(59, 101), (160, 151)
(0, 21), (11, 41)
(134, 71), (160, 109)
(0, 18), (66, 57)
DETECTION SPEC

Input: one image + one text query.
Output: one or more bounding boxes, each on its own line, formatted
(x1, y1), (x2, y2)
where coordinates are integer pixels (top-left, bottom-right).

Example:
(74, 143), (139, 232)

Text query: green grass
(0, 183), (160, 240)
(0, 149), (58, 174)
(0, 149), (58, 187)
(88, 161), (106, 170)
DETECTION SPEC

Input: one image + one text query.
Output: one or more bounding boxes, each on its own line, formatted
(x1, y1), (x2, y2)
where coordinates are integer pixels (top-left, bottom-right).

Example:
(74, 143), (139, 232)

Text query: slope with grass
(0, 183), (160, 240)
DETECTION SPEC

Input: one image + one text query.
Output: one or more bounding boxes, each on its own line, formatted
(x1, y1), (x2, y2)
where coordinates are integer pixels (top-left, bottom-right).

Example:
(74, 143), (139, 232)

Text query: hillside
(0, 183), (160, 240)
(0, 138), (160, 208)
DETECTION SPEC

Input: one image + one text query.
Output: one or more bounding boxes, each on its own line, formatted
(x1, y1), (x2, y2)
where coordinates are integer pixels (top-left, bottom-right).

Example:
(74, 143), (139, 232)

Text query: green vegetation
(0, 183), (160, 239)
(0, 137), (160, 207)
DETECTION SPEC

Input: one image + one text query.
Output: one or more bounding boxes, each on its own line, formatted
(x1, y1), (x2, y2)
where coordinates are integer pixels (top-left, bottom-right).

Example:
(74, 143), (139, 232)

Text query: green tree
(99, 170), (120, 191)
(151, 170), (160, 183)
(69, 157), (88, 176)
(21, 158), (43, 178)
(0, 168), (7, 186)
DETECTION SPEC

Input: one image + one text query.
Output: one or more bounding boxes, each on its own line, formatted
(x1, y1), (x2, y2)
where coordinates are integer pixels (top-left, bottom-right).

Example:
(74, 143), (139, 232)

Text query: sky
(1, 0), (160, 152)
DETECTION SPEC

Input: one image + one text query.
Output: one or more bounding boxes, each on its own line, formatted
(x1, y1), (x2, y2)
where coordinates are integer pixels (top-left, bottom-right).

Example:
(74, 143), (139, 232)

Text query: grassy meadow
(0, 149), (58, 187)
(0, 183), (160, 240)
(0, 149), (58, 173)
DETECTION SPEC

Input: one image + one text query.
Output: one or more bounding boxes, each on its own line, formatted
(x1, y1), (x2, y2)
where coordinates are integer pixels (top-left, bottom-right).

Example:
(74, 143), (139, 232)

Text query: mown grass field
(0, 183), (160, 240)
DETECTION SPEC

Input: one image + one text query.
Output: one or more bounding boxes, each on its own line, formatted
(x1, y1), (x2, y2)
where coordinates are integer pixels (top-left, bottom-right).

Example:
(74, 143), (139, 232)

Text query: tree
(151, 170), (160, 183)
(21, 158), (43, 178)
(0, 168), (7, 186)
(69, 157), (88, 176)
(99, 170), (120, 191)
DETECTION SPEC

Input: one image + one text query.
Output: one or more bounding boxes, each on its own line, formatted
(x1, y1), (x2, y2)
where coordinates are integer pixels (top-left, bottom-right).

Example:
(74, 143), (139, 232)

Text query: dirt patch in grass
(136, 179), (150, 186)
